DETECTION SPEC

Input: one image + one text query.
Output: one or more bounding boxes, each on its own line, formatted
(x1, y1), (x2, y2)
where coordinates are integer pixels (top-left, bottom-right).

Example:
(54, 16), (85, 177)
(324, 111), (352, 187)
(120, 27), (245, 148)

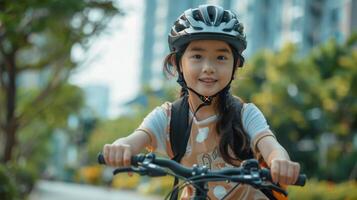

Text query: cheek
(220, 65), (234, 75)
(182, 66), (198, 81)
(219, 66), (234, 81)
(181, 60), (199, 78)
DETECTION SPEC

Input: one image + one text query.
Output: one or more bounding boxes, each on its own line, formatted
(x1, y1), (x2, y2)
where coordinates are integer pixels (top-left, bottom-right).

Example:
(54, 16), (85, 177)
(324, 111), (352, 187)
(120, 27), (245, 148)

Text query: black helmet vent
(222, 11), (230, 23)
(192, 10), (201, 21)
(207, 6), (216, 24)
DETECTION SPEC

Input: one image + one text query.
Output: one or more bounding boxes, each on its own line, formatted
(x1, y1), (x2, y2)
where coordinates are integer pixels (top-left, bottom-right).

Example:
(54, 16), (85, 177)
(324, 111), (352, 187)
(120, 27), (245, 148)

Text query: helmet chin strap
(179, 74), (233, 117)
(186, 86), (218, 105)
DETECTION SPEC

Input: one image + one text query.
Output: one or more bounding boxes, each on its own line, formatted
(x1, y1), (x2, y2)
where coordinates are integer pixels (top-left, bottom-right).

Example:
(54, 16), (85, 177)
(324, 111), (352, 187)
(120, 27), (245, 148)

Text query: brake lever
(113, 166), (149, 175)
(261, 182), (288, 196)
(142, 163), (168, 177)
(113, 167), (135, 175)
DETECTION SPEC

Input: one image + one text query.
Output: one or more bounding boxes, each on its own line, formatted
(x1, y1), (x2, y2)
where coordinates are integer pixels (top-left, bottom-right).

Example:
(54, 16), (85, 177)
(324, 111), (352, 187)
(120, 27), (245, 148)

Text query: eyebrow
(189, 47), (231, 53)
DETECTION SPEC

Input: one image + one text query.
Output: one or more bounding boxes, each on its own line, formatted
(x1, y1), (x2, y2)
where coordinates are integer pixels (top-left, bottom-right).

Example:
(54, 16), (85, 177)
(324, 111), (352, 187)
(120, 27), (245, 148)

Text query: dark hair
(162, 45), (252, 166)
(216, 93), (253, 165)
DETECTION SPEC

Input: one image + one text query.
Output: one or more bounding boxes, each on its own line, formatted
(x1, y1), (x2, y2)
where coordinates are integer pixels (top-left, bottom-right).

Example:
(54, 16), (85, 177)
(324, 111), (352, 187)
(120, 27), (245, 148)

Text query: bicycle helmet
(168, 5), (247, 106)
(169, 4), (247, 66)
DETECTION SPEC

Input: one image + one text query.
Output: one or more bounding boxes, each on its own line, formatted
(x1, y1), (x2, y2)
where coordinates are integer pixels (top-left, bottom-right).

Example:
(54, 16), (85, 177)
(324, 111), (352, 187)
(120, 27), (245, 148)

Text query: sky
(70, 1), (144, 118)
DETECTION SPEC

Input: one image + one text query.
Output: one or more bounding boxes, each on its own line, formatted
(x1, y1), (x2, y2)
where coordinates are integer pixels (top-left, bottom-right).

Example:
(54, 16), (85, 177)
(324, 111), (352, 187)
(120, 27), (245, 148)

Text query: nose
(202, 60), (215, 74)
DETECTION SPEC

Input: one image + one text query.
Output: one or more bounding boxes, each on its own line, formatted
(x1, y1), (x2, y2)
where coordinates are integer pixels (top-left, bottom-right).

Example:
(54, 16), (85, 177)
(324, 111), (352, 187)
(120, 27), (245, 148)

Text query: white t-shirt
(137, 101), (275, 200)
(139, 102), (274, 156)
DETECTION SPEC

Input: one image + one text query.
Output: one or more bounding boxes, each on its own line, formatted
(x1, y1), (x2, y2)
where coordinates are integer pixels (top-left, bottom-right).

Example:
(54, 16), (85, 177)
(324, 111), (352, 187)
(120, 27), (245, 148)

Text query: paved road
(29, 180), (161, 200)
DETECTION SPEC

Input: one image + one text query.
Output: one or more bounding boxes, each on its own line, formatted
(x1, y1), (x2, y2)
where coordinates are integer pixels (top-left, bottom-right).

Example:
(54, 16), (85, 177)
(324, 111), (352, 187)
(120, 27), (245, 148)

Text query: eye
(191, 54), (202, 60)
(217, 55), (227, 61)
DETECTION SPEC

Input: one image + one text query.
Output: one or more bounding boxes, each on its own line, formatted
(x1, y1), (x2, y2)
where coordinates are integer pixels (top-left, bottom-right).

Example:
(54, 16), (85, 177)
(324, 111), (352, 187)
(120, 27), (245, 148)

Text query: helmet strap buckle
(200, 96), (212, 105)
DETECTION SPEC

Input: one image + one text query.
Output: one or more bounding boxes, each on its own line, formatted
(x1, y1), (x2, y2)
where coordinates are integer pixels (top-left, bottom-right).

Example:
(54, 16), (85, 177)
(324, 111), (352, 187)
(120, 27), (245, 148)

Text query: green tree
(0, 0), (120, 162)
(87, 88), (173, 161)
(233, 34), (357, 180)
(17, 84), (84, 160)
(308, 36), (357, 137)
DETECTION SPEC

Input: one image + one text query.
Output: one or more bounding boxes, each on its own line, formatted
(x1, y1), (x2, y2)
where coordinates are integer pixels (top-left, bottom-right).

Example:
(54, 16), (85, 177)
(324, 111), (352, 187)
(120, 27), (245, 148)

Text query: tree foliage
(0, 0), (120, 162)
(87, 88), (171, 161)
(233, 34), (357, 180)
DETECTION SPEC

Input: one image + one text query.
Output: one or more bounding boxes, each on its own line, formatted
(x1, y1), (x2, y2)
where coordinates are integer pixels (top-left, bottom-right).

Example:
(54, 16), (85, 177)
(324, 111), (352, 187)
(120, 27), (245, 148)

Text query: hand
(270, 159), (300, 185)
(103, 141), (133, 168)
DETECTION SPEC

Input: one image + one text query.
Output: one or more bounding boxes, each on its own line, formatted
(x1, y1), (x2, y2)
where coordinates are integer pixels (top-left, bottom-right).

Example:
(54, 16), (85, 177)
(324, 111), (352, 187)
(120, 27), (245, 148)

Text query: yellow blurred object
(138, 176), (174, 195)
(78, 165), (103, 184)
(322, 98), (336, 112)
(288, 179), (357, 199)
(111, 173), (141, 189)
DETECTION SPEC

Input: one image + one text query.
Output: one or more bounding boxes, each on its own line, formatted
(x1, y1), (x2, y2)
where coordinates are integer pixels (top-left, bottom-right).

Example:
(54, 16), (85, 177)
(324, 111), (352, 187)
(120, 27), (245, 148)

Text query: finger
(292, 163), (301, 184)
(108, 146), (117, 166)
(287, 163), (295, 184)
(271, 160), (280, 184)
(123, 147), (132, 167)
(103, 144), (110, 164)
(114, 147), (123, 167)
(280, 160), (288, 184)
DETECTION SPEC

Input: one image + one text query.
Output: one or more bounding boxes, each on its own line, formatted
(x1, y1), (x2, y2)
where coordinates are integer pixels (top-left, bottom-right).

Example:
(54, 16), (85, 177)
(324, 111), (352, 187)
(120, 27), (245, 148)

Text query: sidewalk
(29, 180), (161, 200)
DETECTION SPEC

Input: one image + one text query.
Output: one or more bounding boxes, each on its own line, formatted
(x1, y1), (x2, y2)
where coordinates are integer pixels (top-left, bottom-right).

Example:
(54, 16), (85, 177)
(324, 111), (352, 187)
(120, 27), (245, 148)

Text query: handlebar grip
(295, 174), (307, 186)
(261, 168), (307, 186)
(97, 153), (146, 166)
(97, 153), (106, 164)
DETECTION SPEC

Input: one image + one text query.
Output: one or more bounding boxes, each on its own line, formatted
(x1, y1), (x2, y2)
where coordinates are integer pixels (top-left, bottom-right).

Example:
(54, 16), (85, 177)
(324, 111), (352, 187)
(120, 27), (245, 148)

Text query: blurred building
(139, 0), (357, 89)
(82, 84), (110, 119)
(17, 74), (109, 179)
(235, 0), (357, 56)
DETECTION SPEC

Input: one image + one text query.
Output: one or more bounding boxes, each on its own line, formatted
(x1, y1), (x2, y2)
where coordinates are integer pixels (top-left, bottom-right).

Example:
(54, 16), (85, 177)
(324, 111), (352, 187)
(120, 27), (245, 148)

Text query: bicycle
(97, 153), (306, 200)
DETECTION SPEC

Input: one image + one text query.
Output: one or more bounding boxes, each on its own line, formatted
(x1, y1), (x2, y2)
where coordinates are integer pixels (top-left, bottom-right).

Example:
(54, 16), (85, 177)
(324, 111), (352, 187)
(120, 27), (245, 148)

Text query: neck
(187, 91), (218, 121)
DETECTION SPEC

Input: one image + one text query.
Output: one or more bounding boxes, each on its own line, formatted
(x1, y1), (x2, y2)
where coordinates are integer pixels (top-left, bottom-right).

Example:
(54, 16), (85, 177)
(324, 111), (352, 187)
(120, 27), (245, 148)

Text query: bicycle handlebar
(97, 153), (306, 186)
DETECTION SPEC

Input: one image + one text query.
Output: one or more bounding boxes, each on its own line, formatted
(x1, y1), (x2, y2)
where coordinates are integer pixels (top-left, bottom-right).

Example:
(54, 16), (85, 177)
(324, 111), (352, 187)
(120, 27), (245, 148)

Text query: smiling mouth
(199, 78), (218, 84)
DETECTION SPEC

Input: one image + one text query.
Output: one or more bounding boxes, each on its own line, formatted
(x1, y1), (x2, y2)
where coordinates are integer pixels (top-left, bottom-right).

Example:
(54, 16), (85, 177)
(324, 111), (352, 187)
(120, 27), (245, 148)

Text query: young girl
(103, 5), (300, 200)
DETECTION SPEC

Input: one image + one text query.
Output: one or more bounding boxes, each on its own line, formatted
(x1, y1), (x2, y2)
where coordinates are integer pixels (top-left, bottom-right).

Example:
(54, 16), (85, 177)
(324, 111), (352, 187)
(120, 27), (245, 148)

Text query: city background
(0, 0), (357, 199)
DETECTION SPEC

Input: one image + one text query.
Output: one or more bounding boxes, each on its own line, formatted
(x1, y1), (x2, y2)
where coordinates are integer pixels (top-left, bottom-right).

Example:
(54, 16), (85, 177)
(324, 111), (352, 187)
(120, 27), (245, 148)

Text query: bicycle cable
(220, 183), (240, 200)
(172, 177), (236, 200)
(166, 174), (235, 200)
(164, 171), (213, 200)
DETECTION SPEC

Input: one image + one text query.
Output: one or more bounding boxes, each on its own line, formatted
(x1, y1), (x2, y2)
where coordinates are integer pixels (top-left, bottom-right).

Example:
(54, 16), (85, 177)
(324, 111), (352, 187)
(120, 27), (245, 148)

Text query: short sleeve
(137, 103), (170, 156)
(241, 103), (275, 149)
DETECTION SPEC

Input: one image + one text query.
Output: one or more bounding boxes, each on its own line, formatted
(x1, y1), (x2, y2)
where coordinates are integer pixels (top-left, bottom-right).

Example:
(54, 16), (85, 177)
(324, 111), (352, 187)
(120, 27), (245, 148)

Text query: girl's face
(180, 40), (235, 97)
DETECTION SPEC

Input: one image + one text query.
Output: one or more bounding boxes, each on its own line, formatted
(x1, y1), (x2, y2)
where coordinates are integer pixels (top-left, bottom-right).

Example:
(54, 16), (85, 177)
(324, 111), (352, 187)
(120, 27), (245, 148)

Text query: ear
(236, 58), (241, 68)
(170, 53), (182, 72)
(169, 54), (175, 66)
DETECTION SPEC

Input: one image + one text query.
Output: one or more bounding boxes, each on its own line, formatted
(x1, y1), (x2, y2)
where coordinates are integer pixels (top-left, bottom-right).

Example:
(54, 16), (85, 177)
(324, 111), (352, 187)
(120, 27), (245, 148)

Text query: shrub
(111, 173), (141, 189)
(138, 176), (174, 196)
(288, 179), (357, 200)
(76, 165), (103, 185)
(0, 163), (37, 200)
(0, 164), (18, 200)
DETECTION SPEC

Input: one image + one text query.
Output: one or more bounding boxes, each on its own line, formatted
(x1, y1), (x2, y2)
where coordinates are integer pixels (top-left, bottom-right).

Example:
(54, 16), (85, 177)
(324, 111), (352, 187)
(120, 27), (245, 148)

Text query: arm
(103, 103), (169, 167)
(103, 130), (151, 167)
(241, 103), (300, 185)
(112, 129), (151, 155)
(256, 134), (290, 165)
(256, 134), (300, 185)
